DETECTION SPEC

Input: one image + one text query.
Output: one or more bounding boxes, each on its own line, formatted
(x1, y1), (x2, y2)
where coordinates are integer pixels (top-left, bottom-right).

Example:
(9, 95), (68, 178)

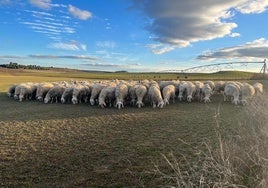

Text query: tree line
(0, 62), (50, 70)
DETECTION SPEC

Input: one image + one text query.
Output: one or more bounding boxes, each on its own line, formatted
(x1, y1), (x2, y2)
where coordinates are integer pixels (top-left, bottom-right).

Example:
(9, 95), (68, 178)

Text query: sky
(0, 0), (268, 72)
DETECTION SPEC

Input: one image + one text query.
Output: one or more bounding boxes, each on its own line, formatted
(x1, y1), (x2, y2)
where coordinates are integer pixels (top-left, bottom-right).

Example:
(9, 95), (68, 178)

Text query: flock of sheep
(7, 79), (264, 108)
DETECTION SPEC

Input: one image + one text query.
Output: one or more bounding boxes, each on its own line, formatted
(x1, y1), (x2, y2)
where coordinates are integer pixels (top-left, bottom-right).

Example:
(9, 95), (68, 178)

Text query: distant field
(0, 69), (267, 187)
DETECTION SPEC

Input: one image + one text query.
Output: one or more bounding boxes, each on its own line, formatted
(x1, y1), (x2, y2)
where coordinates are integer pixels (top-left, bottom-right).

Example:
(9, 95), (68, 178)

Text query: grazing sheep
(72, 84), (92, 104)
(7, 84), (17, 97)
(185, 81), (196, 102)
(44, 85), (66, 104)
(36, 82), (54, 101)
(204, 80), (215, 91)
(148, 83), (164, 108)
(223, 83), (240, 105)
(194, 81), (204, 101)
(14, 83), (29, 100)
(240, 83), (255, 105)
(19, 83), (38, 102)
(129, 84), (139, 106)
(214, 81), (226, 94)
(135, 84), (148, 108)
(115, 83), (129, 109)
(162, 85), (176, 105)
(201, 83), (213, 103)
(61, 86), (74, 104)
(178, 81), (187, 101)
(253, 82), (263, 95)
(90, 83), (106, 105)
(98, 83), (117, 108)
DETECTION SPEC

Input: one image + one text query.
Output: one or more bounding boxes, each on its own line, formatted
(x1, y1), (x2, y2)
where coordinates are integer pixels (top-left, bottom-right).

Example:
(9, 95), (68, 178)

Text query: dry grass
(155, 94), (268, 188)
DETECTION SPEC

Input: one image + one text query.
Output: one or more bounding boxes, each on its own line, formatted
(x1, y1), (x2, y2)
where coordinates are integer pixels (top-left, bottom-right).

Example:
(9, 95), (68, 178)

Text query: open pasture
(0, 69), (267, 187)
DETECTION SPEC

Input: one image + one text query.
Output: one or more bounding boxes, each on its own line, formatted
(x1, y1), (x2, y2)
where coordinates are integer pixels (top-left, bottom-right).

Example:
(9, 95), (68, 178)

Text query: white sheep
(128, 84), (139, 106)
(61, 86), (74, 104)
(204, 80), (215, 92)
(185, 81), (196, 102)
(214, 81), (226, 94)
(44, 85), (66, 104)
(253, 82), (263, 95)
(240, 83), (255, 105)
(178, 81), (187, 101)
(201, 83), (213, 103)
(223, 83), (240, 105)
(148, 83), (164, 108)
(72, 84), (91, 104)
(19, 83), (38, 102)
(194, 81), (204, 101)
(14, 83), (29, 100)
(135, 83), (148, 108)
(7, 84), (17, 97)
(36, 82), (54, 101)
(98, 83), (117, 108)
(162, 85), (176, 105)
(115, 83), (129, 109)
(89, 83), (106, 105)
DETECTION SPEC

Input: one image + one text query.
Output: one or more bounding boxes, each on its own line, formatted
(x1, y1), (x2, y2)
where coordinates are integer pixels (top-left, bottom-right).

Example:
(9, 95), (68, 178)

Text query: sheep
(72, 84), (92, 104)
(194, 81), (204, 101)
(178, 81), (187, 101)
(98, 83), (117, 108)
(204, 80), (215, 92)
(185, 81), (196, 102)
(201, 83), (213, 103)
(36, 82), (54, 101)
(240, 83), (255, 105)
(135, 83), (148, 108)
(148, 83), (164, 108)
(89, 83), (106, 106)
(61, 86), (74, 104)
(162, 85), (176, 105)
(253, 82), (263, 95)
(128, 84), (139, 106)
(214, 81), (226, 94)
(19, 83), (38, 102)
(44, 85), (66, 104)
(223, 83), (240, 105)
(115, 83), (129, 109)
(14, 83), (29, 100)
(7, 84), (17, 97)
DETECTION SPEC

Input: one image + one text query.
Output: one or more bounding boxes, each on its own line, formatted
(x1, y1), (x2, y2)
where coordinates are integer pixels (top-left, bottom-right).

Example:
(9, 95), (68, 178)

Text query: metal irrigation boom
(162, 59), (267, 74)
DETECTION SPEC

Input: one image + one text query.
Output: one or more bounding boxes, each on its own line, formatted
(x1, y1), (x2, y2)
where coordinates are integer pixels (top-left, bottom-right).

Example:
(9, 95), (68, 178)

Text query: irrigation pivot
(161, 59), (268, 74)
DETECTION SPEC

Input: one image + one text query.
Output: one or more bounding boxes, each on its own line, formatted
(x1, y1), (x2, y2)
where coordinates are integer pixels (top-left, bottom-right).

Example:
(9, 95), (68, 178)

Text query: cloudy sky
(0, 0), (268, 72)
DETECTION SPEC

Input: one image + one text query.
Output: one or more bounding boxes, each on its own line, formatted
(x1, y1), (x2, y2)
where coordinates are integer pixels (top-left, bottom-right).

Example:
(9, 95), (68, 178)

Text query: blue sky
(0, 0), (268, 72)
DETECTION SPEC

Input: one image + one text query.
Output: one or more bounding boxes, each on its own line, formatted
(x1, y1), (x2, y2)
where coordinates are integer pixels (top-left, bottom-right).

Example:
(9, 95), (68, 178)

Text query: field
(0, 68), (268, 187)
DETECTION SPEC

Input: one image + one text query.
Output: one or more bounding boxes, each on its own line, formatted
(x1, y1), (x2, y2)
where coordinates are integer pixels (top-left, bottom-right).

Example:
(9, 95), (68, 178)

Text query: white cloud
(229, 33), (241, 37)
(130, 0), (268, 53)
(48, 41), (87, 51)
(68, 5), (92, 20)
(147, 43), (175, 54)
(29, 0), (52, 9)
(96, 41), (116, 48)
(236, 0), (268, 14)
(197, 38), (268, 60)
